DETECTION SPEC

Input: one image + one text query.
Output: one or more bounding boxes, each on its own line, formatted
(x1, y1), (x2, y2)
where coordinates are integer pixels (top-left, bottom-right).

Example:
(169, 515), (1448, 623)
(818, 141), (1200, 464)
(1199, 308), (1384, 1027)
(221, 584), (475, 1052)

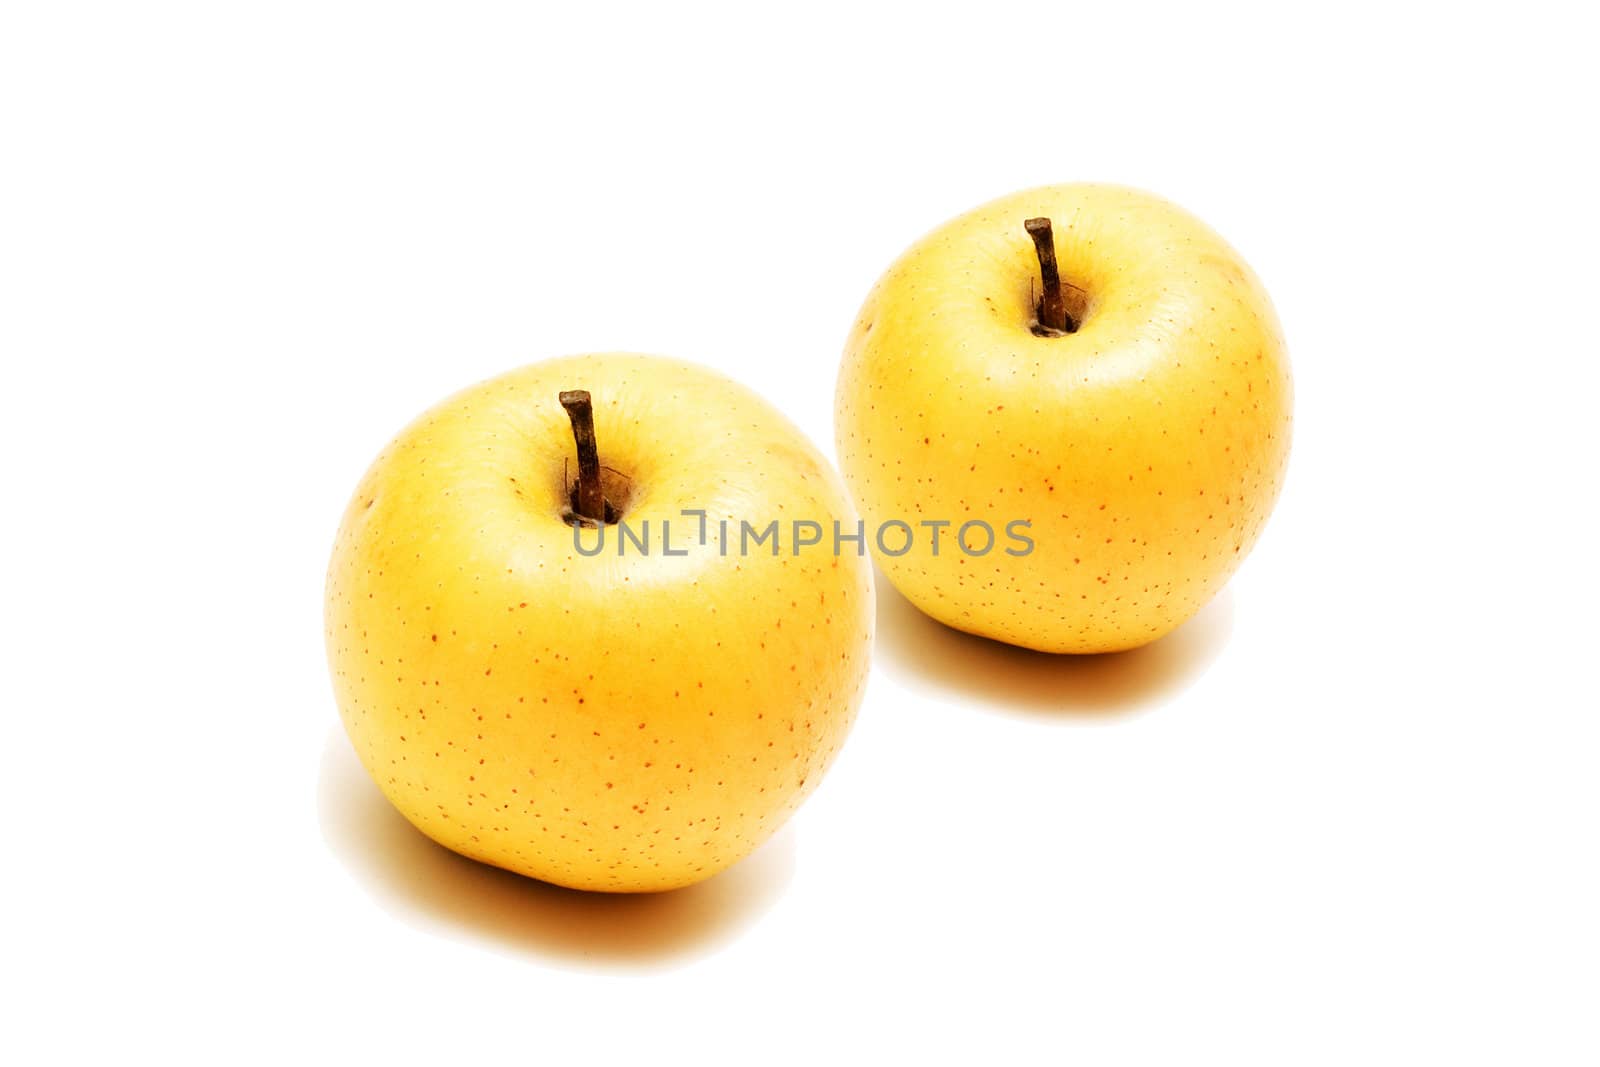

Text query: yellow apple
(326, 354), (873, 892)
(835, 184), (1292, 653)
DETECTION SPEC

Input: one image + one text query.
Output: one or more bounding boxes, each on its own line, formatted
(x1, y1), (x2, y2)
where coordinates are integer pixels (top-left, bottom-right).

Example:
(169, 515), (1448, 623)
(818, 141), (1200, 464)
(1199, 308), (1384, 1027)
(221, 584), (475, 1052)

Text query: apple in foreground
(836, 184), (1292, 653)
(326, 354), (873, 892)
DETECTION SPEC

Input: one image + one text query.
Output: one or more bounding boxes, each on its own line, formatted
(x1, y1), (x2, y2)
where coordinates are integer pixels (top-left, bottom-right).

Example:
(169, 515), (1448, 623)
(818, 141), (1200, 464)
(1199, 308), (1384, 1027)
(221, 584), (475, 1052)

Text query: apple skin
(326, 354), (873, 892)
(835, 184), (1291, 653)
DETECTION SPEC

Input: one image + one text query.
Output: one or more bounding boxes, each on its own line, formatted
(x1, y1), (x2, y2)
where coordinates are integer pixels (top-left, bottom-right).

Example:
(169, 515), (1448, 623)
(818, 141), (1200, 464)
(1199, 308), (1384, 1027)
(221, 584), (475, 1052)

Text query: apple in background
(836, 184), (1292, 653)
(326, 354), (873, 892)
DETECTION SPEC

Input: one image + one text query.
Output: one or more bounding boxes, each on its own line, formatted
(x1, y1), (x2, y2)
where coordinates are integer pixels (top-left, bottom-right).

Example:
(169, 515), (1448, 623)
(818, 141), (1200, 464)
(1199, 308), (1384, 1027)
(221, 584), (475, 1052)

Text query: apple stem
(1025, 217), (1076, 335)
(559, 389), (607, 523)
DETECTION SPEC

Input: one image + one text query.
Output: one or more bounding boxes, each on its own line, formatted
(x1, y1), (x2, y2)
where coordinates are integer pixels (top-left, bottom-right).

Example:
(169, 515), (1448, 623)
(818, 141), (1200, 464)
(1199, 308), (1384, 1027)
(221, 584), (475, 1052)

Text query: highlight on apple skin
(835, 183), (1292, 654)
(325, 353), (874, 892)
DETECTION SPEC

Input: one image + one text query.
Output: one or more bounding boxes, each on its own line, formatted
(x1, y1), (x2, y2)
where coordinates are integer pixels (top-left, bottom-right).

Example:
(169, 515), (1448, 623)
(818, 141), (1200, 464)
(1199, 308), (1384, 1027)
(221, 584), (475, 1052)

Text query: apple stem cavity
(1025, 217), (1077, 336)
(559, 389), (612, 525)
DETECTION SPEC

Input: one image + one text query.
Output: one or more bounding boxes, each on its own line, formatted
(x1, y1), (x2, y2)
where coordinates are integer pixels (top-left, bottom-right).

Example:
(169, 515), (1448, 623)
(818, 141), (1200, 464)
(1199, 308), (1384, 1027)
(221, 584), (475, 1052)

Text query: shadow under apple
(871, 567), (1235, 718)
(316, 730), (796, 970)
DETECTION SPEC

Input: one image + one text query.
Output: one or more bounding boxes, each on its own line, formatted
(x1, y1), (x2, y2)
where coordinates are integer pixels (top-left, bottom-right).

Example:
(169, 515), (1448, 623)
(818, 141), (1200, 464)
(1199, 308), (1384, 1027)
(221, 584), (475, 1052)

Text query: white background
(3, 2), (1596, 1063)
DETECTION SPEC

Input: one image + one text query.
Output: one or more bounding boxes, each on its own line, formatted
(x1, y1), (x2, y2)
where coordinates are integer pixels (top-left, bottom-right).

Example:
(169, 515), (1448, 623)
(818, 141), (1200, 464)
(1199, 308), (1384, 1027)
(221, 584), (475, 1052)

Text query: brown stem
(1025, 217), (1076, 335)
(559, 389), (606, 523)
